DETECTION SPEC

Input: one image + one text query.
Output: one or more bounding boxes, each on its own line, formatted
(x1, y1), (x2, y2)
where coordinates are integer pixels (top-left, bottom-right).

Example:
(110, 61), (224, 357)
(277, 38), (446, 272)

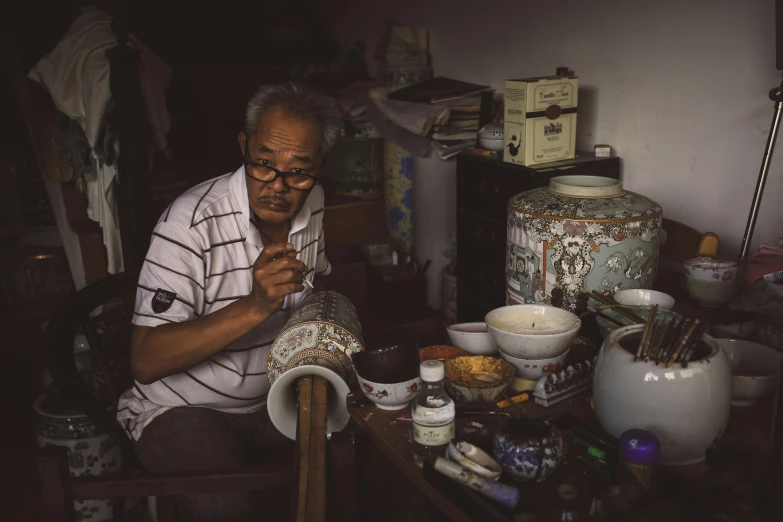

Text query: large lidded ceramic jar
(507, 176), (662, 311)
(593, 325), (732, 466)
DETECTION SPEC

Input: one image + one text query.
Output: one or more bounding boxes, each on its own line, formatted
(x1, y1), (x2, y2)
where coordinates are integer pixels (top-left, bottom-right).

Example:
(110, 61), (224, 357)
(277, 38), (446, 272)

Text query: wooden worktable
(347, 387), (776, 520)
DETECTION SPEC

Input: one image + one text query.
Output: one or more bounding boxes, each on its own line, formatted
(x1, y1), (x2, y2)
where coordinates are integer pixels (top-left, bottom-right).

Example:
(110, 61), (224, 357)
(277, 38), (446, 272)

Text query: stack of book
(387, 77), (487, 159)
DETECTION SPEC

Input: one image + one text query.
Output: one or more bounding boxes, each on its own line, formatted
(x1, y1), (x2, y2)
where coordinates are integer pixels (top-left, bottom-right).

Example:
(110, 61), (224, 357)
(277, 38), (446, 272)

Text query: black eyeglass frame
(242, 137), (321, 190)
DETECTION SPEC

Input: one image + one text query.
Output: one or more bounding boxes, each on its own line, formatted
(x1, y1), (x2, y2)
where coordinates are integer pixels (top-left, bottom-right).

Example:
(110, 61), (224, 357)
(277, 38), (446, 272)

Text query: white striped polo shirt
(117, 165), (330, 440)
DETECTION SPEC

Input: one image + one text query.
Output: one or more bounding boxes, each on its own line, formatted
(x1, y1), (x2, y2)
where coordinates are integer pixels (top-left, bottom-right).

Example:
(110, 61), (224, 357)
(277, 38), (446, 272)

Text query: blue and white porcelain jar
(34, 382), (122, 522)
(493, 419), (564, 482)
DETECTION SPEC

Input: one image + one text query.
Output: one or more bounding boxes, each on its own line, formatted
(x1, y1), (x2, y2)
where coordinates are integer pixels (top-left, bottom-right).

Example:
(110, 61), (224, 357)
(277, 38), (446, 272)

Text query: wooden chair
(36, 271), (358, 521)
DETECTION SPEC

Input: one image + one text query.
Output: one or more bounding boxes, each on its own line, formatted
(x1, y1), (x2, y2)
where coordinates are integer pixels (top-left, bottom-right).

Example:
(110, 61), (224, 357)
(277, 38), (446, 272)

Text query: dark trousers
(133, 406), (290, 522)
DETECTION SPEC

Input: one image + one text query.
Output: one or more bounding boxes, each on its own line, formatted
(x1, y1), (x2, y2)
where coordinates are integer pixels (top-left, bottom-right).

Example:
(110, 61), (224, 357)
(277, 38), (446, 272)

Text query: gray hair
(244, 82), (340, 156)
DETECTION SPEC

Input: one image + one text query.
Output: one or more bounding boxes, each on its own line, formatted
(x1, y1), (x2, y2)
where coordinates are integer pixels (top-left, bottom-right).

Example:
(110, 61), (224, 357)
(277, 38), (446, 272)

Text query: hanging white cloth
(29, 6), (172, 275)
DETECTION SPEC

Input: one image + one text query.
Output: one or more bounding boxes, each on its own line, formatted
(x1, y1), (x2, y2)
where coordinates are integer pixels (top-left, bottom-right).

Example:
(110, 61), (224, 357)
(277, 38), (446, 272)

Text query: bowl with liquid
(485, 305), (581, 359)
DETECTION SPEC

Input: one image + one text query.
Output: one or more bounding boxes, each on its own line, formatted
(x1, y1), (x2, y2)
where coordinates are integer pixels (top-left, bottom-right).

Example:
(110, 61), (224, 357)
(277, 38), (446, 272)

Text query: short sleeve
(133, 221), (206, 327)
(315, 228), (331, 277)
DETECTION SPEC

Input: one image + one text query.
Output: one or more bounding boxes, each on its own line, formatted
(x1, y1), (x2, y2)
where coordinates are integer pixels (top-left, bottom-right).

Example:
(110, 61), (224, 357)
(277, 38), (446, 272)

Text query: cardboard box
(504, 76), (578, 166)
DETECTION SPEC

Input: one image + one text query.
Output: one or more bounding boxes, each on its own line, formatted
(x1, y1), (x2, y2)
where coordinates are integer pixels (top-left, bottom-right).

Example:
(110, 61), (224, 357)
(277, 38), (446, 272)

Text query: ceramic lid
(509, 175), (661, 222)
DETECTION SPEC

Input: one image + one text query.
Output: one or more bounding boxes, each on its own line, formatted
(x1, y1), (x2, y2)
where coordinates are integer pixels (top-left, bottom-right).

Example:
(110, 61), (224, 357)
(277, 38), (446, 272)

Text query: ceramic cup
(593, 325), (731, 465)
(356, 375), (420, 410)
(683, 257), (740, 282)
(444, 356), (514, 403)
(685, 275), (738, 307)
(497, 347), (571, 380)
(613, 289), (675, 309)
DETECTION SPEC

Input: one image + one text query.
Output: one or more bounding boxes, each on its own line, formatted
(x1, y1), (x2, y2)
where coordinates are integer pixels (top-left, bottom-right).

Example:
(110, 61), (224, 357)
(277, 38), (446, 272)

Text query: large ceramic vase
(266, 291), (365, 440)
(34, 388), (122, 522)
(507, 176), (662, 311)
(593, 325), (732, 466)
(383, 140), (414, 253)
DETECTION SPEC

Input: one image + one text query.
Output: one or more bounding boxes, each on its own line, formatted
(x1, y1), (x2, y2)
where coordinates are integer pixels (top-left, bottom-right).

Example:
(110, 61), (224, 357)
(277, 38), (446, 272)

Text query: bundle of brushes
(585, 291), (709, 368)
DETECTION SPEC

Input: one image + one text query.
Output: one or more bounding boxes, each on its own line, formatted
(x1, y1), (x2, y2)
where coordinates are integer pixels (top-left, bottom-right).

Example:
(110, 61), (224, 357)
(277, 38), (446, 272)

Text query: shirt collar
(228, 164), (315, 242)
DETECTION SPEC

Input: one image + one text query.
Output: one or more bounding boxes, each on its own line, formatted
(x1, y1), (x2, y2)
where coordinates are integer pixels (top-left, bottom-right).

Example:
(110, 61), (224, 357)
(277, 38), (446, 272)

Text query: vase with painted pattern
(34, 378), (122, 522)
(506, 176), (662, 311)
(383, 140), (414, 253)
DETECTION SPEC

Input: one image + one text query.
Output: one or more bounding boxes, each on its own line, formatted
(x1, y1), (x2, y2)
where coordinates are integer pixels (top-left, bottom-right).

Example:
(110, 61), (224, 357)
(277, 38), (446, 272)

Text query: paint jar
(618, 429), (660, 503)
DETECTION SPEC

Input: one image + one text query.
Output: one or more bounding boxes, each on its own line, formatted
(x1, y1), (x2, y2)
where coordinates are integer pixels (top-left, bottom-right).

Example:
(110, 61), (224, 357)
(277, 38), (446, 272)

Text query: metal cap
(620, 429), (661, 464)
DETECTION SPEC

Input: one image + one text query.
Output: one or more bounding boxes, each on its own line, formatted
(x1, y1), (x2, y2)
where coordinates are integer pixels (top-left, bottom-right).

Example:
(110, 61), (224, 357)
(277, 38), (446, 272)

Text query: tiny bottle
(557, 484), (581, 521)
(618, 429), (659, 504)
(412, 360), (455, 467)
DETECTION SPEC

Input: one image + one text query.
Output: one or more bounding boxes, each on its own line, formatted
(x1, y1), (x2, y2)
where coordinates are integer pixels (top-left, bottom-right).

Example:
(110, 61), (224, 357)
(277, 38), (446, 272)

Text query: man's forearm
(130, 297), (271, 384)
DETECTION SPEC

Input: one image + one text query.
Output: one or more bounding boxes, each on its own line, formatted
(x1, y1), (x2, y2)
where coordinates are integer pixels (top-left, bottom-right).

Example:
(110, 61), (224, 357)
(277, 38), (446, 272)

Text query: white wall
(317, 0), (783, 307)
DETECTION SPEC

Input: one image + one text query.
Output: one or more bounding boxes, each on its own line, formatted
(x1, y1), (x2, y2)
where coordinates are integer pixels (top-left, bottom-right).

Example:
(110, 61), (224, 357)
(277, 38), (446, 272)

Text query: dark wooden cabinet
(456, 152), (621, 323)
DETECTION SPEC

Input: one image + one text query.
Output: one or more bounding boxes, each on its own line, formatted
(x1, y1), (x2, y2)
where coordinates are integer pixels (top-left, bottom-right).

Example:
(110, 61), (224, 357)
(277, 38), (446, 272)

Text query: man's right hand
(247, 243), (307, 316)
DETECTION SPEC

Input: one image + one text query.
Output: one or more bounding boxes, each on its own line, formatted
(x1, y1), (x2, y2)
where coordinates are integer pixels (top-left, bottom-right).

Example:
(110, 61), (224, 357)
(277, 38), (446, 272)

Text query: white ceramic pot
(446, 323), (499, 355)
(356, 375), (421, 410)
(717, 338), (783, 406)
(485, 304), (580, 359)
(593, 325), (732, 466)
(498, 347), (570, 380)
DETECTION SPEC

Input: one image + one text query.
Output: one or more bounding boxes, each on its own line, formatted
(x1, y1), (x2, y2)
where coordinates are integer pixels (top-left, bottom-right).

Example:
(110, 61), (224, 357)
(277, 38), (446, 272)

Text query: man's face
(239, 105), (323, 224)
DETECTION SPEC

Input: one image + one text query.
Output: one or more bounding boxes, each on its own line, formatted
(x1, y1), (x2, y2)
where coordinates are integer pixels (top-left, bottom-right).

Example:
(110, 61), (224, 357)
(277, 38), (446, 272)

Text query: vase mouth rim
(606, 324), (719, 362)
(547, 175), (624, 198)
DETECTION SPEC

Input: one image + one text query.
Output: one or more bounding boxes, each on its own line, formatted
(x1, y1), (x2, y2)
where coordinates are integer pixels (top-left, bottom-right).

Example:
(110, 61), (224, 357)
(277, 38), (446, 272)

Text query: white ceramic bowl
(717, 338), (782, 406)
(497, 347), (571, 380)
(446, 322), (499, 355)
(683, 257), (740, 282)
(685, 275), (738, 307)
(613, 289), (675, 309)
(447, 440), (502, 481)
(485, 305), (581, 359)
(356, 375), (421, 410)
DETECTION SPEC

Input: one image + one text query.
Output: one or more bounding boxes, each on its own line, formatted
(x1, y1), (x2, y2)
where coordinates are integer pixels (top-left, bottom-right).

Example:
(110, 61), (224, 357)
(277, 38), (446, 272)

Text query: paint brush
(640, 305), (659, 360)
(590, 291), (646, 324)
(681, 321), (709, 367)
(667, 319), (700, 368)
(659, 317), (687, 365)
(649, 316), (672, 362)
(635, 305), (656, 361)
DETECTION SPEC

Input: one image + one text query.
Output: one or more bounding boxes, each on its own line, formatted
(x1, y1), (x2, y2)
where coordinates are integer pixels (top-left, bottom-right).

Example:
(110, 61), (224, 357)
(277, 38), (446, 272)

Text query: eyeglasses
(243, 140), (319, 191)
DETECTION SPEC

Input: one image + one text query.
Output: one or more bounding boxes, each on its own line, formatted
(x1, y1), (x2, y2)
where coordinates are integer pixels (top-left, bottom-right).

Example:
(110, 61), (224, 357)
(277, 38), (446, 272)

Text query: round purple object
(619, 429), (660, 464)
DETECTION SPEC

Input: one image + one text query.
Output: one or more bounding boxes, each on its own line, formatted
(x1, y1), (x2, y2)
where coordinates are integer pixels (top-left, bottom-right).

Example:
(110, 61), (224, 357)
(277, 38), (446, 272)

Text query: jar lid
(548, 176), (624, 198)
(619, 429), (660, 463)
(420, 360), (445, 382)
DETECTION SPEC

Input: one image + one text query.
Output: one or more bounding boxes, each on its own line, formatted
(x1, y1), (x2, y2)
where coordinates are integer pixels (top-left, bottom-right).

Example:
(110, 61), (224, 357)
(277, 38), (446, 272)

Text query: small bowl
(447, 322), (499, 355)
(485, 305), (580, 359)
(444, 356), (514, 403)
(718, 339), (782, 406)
(683, 257), (740, 282)
(498, 347), (571, 380)
(614, 289), (675, 309)
(351, 341), (419, 384)
(685, 275), (738, 307)
(356, 375), (421, 410)
(447, 440), (503, 481)
(419, 345), (468, 362)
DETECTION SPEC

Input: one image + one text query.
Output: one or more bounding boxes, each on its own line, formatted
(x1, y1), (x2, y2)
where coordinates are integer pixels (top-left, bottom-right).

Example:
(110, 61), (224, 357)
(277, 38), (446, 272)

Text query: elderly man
(117, 82), (339, 521)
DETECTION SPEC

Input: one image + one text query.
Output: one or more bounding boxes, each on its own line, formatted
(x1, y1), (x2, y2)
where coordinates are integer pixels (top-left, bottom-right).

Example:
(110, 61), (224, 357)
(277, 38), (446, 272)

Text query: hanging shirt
(117, 165), (329, 440)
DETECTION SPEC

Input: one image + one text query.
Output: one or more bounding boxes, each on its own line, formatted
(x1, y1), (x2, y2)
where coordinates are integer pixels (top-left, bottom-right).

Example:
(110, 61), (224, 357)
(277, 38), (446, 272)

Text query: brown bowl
(419, 345), (468, 362)
(444, 356), (514, 403)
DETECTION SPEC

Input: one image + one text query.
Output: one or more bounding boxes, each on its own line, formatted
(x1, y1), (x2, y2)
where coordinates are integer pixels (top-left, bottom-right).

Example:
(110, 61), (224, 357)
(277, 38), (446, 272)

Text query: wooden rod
(295, 376), (313, 522)
(305, 376), (329, 522)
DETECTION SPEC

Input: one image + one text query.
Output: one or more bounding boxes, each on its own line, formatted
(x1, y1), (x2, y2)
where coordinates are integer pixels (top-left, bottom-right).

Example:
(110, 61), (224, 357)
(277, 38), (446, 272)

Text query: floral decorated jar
(34, 382), (122, 522)
(493, 419), (565, 481)
(507, 175), (662, 311)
